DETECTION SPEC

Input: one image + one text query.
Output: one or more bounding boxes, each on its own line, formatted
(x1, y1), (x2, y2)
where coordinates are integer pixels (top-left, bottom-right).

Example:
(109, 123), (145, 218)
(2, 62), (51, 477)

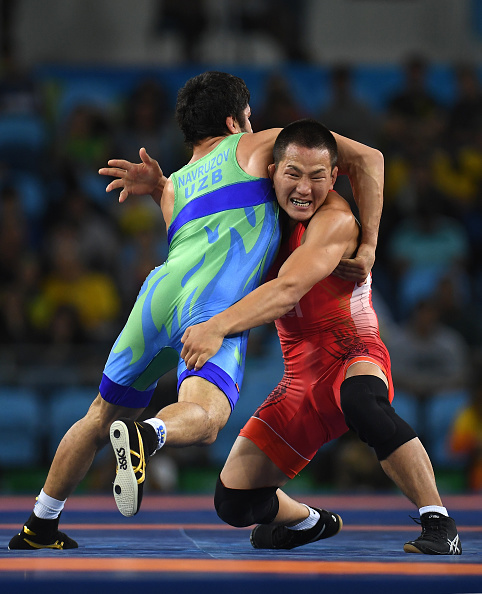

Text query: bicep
(278, 239), (348, 294)
(278, 216), (353, 293)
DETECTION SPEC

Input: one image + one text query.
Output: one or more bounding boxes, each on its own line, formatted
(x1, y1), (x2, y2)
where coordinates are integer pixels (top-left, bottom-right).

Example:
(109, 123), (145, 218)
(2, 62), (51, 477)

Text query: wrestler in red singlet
(240, 220), (394, 478)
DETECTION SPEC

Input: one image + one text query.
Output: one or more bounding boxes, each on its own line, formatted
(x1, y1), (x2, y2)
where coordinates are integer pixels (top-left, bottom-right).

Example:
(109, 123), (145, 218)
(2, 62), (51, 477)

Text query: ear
(330, 166), (338, 189)
(225, 115), (239, 134)
(268, 163), (276, 181)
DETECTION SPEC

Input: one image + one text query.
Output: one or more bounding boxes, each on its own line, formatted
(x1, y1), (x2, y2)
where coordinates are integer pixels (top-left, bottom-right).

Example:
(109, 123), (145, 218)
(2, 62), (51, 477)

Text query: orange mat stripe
(1, 523), (481, 532)
(0, 557), (480, 575)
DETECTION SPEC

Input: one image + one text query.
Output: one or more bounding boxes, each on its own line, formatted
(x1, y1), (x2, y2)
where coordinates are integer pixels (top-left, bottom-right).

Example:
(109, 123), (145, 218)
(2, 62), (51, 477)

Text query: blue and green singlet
(100, 133), (280, 410)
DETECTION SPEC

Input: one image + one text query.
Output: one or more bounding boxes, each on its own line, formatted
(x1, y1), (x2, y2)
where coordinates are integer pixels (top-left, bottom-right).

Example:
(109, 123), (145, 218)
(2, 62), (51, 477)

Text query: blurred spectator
(383, 55), (444, 154)
(56, 104), (114, 205)
(320, 64), (380, 146)
(389, 299), (469, 400)
(0, 51), (49, 173)
(434, 275), (482, 361)
(114, 78), (185, 177)
(450, 371), (482, 491)
(447, 62), (482, 148)
(387, 298), (470, 459)
(253, 73), (305, 130)
(0, 185), (29, 284)
(52, 187), (120, 275)
(320, 63), (381, 208)
(387, 189), (470, 318)
(431, 125), (482, 210)
(35, 224), (121, 342)
(0, 255), (42, 344)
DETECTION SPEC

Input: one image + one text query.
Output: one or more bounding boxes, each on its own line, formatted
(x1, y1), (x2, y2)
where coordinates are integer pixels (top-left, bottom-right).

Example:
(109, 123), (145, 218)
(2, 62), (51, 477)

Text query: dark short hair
(273, 119), (338, 169)
(175, 71), (250, 146)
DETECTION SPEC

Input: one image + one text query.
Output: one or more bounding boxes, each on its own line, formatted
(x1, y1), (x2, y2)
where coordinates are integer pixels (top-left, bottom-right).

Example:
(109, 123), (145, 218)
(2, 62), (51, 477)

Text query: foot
(250, 508), (342, 550)
(404, 512), (462, 555)
(110, 418), (157, 517)
(8, 513), (78, 550)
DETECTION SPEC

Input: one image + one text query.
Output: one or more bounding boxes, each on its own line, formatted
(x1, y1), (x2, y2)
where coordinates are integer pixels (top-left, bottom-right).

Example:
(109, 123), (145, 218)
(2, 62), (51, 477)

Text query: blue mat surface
(1, 494), (481, 593)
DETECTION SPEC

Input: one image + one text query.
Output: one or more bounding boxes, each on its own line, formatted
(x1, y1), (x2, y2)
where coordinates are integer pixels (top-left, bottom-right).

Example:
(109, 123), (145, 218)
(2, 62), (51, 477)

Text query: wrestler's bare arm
(330, 132), (384, 283)
(181, 200), (357, 370)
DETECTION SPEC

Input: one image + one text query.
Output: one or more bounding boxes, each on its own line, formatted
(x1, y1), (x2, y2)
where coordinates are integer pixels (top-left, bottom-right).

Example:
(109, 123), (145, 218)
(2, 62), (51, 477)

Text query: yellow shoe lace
(132, 422), (146, 485)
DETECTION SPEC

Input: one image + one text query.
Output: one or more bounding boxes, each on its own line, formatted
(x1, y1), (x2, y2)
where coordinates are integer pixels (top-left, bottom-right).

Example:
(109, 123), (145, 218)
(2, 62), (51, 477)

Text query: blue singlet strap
(167, 178), (275, 246)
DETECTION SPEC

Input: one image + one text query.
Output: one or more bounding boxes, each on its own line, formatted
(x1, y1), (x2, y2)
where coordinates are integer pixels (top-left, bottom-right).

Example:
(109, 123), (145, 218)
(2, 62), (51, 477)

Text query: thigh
(177, 332), (248, 411)
(345, 360), (388, 385)
(220, 435), (290, 490)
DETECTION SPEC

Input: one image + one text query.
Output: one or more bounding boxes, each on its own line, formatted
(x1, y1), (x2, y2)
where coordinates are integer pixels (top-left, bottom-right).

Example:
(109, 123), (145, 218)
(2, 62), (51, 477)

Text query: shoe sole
(110, 420), (139, 517)
(403, 542), (461, 555)
(403, 543), (423, 554)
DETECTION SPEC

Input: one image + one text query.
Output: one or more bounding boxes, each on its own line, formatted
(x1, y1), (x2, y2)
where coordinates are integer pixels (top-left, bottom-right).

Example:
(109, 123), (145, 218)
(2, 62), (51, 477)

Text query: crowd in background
(1, 52), (482, 493)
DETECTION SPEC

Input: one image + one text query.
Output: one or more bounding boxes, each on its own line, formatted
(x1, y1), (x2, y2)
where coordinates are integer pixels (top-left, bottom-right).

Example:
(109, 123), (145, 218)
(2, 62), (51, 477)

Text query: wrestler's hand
(98, 147), (165, 203)
(332, 243), (375, 286)
(181, 320), (225, 371)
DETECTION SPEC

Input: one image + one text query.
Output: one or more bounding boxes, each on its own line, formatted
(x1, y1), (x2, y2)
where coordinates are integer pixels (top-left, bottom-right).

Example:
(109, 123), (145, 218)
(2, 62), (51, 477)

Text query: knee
(214, 476), (279, 527)
(340, 375), (417, 461)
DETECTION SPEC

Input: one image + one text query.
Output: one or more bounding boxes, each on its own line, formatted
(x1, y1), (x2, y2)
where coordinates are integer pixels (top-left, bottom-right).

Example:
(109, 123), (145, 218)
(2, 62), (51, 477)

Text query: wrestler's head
(269, 119), (338, 222)
(175, 71), (251, 147)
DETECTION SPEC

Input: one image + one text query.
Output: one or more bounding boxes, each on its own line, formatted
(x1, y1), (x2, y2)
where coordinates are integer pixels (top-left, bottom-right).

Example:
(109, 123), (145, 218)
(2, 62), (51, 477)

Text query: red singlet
(239, 221), (394, 478)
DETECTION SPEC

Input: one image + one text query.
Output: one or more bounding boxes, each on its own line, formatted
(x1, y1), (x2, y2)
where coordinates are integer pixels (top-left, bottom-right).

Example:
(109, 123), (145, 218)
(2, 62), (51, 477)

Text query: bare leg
(221, 436), (309, 525)
(380, 437), (443, 508)
(43, 394), (144, 500)
(156, 376), (231, 446)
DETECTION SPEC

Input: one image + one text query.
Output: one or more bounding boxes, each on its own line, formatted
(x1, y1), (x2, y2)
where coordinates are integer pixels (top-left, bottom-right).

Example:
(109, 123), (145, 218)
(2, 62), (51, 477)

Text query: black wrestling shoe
(110, 418), (158, 517)
(8, 513), (78, 550)
(250, 508), (342, 550)
(404, 512), (462, 555)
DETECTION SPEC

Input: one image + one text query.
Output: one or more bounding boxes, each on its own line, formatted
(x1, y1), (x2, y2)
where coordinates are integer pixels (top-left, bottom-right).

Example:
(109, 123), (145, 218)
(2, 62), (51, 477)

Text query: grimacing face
(269, 144), (338, 222)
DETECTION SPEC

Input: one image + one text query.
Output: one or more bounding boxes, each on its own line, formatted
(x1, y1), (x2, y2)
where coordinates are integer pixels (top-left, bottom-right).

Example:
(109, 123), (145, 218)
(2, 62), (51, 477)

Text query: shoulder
(303, 192), (358, 245)
(311, 192), (355, 226)
(237, 128), (282, 177)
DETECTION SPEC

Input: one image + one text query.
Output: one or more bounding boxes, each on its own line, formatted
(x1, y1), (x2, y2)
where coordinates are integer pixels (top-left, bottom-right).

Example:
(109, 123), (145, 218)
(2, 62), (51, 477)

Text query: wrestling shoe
(404, 513), (462, 555)
(110, 418), (158, 517)
(8, 513), (78, 550)
(250, 508), (343, 550)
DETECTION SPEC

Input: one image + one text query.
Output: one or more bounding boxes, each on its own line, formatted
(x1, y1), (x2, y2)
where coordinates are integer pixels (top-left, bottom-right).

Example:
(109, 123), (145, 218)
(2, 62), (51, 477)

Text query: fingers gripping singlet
(101, 134), (281, 410)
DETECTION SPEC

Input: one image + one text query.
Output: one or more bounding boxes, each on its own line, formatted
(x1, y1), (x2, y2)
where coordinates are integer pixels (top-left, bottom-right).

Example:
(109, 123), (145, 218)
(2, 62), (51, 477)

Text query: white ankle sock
(33, 489), (66, 520)
(144, 418), (167, 451)
(287, 505), (320, 531)
(419, 505), (448, 517)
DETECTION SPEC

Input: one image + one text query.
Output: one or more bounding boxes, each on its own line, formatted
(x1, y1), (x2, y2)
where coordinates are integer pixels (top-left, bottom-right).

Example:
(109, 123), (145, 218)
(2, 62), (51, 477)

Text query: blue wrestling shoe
(110, 418), (158, 517)
(250, 508), (342, 550)
(8, 513), (78, 550)
(404, 513), (461, 555)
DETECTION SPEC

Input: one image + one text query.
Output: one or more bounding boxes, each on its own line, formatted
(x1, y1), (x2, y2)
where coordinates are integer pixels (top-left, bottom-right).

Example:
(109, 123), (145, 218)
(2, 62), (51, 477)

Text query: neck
(190, 134), (231, 162)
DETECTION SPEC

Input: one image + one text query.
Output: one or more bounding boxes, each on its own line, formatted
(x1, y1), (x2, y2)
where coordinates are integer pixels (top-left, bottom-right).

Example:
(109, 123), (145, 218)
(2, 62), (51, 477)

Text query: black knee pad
(214, 476), (279, 528)
(340, 375), (417, 461)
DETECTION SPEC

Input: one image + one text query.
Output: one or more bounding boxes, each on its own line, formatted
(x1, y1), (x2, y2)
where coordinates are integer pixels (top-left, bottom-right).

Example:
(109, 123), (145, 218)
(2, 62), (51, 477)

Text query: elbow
(358, 145), (384, 171)
(373, 148), (384, 174)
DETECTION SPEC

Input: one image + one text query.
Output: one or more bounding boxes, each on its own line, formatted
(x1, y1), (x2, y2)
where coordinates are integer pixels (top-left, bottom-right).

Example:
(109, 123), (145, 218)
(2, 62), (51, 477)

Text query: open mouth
(290, 198), (311, 209)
